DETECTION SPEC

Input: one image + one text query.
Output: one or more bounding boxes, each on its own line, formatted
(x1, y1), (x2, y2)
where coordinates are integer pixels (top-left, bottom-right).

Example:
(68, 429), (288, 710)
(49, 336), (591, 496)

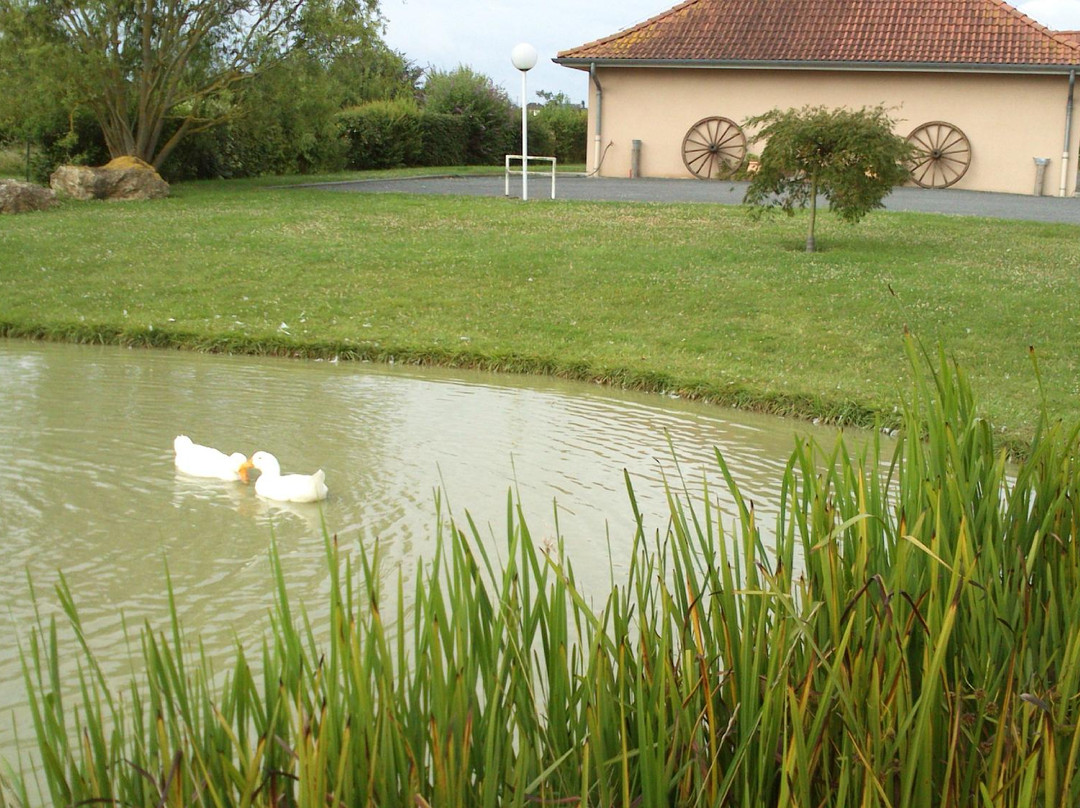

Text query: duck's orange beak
(238, 460), (255, 483)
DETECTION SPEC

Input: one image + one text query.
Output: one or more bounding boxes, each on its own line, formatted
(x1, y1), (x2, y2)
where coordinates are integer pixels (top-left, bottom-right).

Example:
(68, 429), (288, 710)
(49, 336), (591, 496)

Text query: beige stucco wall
(582, 67), (1079, 196)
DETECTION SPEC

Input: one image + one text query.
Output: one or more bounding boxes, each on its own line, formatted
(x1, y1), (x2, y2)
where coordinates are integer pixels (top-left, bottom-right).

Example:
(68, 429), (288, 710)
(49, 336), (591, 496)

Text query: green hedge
(337, 100), (586, 170)
(543, 105), (588, 164)
(416, 112), (468, 167)
(337, 100), (423, 170)
(337, 103), (480, 170)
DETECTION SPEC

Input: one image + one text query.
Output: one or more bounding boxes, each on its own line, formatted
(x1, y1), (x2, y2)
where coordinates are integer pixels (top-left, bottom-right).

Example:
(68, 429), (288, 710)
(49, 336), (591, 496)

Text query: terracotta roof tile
(556, 0), (1080, 67)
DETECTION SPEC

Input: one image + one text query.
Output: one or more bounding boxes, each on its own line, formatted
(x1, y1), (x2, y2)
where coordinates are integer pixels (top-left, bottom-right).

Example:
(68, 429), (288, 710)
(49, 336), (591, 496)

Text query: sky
(379, 0), (1080, 105)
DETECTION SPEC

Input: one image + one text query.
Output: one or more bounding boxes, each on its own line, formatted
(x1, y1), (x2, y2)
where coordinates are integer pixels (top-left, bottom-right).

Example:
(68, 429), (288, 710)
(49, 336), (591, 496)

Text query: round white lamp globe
(511, 42), (538, 72)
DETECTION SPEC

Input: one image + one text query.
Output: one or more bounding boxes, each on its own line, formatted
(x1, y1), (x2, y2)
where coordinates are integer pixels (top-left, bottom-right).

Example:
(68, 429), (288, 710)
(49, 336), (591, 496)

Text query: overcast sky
(380, 0), (1080, 104)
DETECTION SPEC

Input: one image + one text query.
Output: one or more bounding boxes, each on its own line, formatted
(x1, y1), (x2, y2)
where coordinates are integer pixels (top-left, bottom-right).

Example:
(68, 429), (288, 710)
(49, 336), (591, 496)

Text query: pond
(0, 338), (846, 766)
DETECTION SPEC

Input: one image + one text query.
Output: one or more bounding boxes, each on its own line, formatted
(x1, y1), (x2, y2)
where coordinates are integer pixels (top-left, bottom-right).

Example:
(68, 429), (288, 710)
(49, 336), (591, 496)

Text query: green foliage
(0, 0), (108, 180)
(0, 0), (71, 145)
(10, 340), (1080, 806)
(154, 121), (277, 182)
(339, 67), (570, 170)
(0, 0), (306, 165)
(0, 0), (414, 177)
(532, 93), (587, 163)
(338, 99), (422, 170)
(525, 116), (555, 159)
(33, 110), (108, 179)
(0, 143), (26, 179)
(423, 66), (517, 165)
(158, 48), (369, 181)
(744, 105), (914, 251)
(416, 112), (469, 167)
(291, 0), (419, 109)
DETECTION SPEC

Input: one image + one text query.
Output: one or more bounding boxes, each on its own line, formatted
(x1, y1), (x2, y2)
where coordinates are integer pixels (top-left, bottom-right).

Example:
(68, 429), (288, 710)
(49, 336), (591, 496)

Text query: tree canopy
(743, 105), (914, 252)
(0, 0), (390, 168)
(422, 66), (516, 165)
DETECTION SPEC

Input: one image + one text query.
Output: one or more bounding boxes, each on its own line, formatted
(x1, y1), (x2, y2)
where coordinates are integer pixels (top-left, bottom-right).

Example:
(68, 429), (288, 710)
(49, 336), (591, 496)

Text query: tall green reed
(6, 335), (1080, 806)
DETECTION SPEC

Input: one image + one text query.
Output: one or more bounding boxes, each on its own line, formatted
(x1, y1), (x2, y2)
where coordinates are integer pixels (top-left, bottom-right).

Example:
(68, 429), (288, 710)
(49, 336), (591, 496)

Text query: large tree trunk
(54, 0), (305, 167)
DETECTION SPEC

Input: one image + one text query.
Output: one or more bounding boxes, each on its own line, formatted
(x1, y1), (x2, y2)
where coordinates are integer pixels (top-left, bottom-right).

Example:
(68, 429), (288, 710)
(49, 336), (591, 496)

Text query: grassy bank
(8, 341), (1080, 807)
(1, 173), (1078, 444)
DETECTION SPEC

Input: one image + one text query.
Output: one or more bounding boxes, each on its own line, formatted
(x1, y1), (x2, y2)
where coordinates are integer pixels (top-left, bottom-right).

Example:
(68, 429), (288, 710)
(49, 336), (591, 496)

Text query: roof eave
(553, 56), (1080, 75)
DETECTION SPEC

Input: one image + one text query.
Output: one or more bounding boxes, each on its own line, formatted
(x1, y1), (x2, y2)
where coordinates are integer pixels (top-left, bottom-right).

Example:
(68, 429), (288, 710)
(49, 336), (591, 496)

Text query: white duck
(239, 451), (328, 503)
(174, 435), (248, 481)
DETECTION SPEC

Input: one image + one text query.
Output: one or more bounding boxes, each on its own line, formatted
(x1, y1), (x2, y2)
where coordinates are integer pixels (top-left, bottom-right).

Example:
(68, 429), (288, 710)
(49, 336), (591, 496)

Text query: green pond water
(0, 338), (848, 770)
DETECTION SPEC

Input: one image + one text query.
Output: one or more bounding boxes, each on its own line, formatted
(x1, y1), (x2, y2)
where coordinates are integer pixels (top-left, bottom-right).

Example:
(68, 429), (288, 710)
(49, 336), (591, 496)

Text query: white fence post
(504, 155), (557, 200)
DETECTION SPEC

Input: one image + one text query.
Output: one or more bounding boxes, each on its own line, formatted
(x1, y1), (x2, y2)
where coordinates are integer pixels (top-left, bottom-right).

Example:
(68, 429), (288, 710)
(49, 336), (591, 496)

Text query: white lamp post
(511, 42), (538, 200)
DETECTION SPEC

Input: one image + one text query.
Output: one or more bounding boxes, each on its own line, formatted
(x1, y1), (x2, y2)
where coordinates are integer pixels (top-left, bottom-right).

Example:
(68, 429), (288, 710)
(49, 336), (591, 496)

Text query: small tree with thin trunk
(743, 105), (914, 252)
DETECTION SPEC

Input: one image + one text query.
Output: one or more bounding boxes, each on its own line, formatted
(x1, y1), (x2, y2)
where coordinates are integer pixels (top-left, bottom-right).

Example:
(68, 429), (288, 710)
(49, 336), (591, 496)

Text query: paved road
(312, 173), (1080, 224)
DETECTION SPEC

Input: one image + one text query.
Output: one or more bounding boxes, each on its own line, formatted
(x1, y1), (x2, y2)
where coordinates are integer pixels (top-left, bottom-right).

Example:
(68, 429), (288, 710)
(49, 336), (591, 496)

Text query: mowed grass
(1, 176), (1078, 443)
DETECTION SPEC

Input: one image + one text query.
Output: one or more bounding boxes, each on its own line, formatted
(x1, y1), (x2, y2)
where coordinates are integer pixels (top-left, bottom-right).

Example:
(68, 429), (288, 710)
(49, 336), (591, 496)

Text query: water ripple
(0, 339), (857, 765)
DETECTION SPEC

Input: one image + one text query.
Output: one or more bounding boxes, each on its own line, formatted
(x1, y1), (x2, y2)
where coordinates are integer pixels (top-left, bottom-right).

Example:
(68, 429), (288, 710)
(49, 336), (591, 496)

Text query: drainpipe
(1060, 69), (1075, 197)
(590, 62), (603, 176)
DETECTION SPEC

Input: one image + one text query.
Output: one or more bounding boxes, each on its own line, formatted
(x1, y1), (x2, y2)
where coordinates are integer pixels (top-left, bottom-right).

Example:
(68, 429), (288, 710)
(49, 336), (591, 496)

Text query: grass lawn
(2, 173), (1078, 447)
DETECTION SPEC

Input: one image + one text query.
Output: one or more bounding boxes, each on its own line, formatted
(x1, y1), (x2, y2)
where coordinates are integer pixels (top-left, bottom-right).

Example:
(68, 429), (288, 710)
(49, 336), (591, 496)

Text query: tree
(165, 17), (416, 178)
(0, 0), (387, 169)
(743, 105), (914, 252)
(422, 66), (516, 165)
(532, 92), (587, 164)
(0, 3), (67, 154)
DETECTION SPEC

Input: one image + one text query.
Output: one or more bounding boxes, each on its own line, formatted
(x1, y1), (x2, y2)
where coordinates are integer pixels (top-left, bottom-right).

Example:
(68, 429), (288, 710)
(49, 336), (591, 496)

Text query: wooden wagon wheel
(681, 116), (747, 179)
(906, 121), (971, 188)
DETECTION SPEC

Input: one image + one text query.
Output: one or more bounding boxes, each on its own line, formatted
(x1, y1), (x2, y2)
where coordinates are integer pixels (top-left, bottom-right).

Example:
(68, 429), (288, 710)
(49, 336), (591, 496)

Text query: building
(554, 0), (1080, 195)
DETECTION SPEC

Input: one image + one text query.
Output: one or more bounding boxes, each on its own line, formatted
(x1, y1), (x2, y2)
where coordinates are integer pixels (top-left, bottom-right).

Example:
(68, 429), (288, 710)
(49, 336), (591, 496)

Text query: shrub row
(8, 100), (587, 182)
(338, 100), (587, 171)
(337, 100), (470, 170)
(530, 102), (589, 164)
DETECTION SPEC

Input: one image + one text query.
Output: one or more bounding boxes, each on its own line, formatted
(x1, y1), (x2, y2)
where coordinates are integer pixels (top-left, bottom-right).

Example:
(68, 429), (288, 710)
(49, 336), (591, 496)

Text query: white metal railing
(504, 155), (557, 199)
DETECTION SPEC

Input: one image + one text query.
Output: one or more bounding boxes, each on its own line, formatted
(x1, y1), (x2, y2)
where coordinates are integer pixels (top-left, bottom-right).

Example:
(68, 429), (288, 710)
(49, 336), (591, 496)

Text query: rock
(50, 157), (169, 201)
(104, 156), (155, 171)
(100, 156), (170, 200)
(49, 166), (107, 200)
(0, 179), (57, 214)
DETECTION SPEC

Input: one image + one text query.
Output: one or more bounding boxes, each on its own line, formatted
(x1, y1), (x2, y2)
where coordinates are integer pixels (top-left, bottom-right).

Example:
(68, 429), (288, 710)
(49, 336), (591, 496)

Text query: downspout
(590, 62), (603, 176)
(1060, 69), (1075, 197)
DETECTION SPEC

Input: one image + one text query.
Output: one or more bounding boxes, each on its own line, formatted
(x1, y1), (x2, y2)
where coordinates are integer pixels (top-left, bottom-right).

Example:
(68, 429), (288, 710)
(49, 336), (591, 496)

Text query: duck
(174, 435), (248, 481)
(239, 451), (328, 503)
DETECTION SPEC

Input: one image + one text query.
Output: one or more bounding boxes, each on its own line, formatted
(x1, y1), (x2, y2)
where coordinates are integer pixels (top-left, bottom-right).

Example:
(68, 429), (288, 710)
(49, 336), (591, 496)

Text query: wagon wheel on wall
(682, 117), (747, 179)
(906, 121), (971, 188)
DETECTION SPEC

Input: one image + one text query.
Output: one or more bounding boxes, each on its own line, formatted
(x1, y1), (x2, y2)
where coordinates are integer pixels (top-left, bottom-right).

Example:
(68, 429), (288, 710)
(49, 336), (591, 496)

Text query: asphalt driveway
(313, 174), (1080, 225)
